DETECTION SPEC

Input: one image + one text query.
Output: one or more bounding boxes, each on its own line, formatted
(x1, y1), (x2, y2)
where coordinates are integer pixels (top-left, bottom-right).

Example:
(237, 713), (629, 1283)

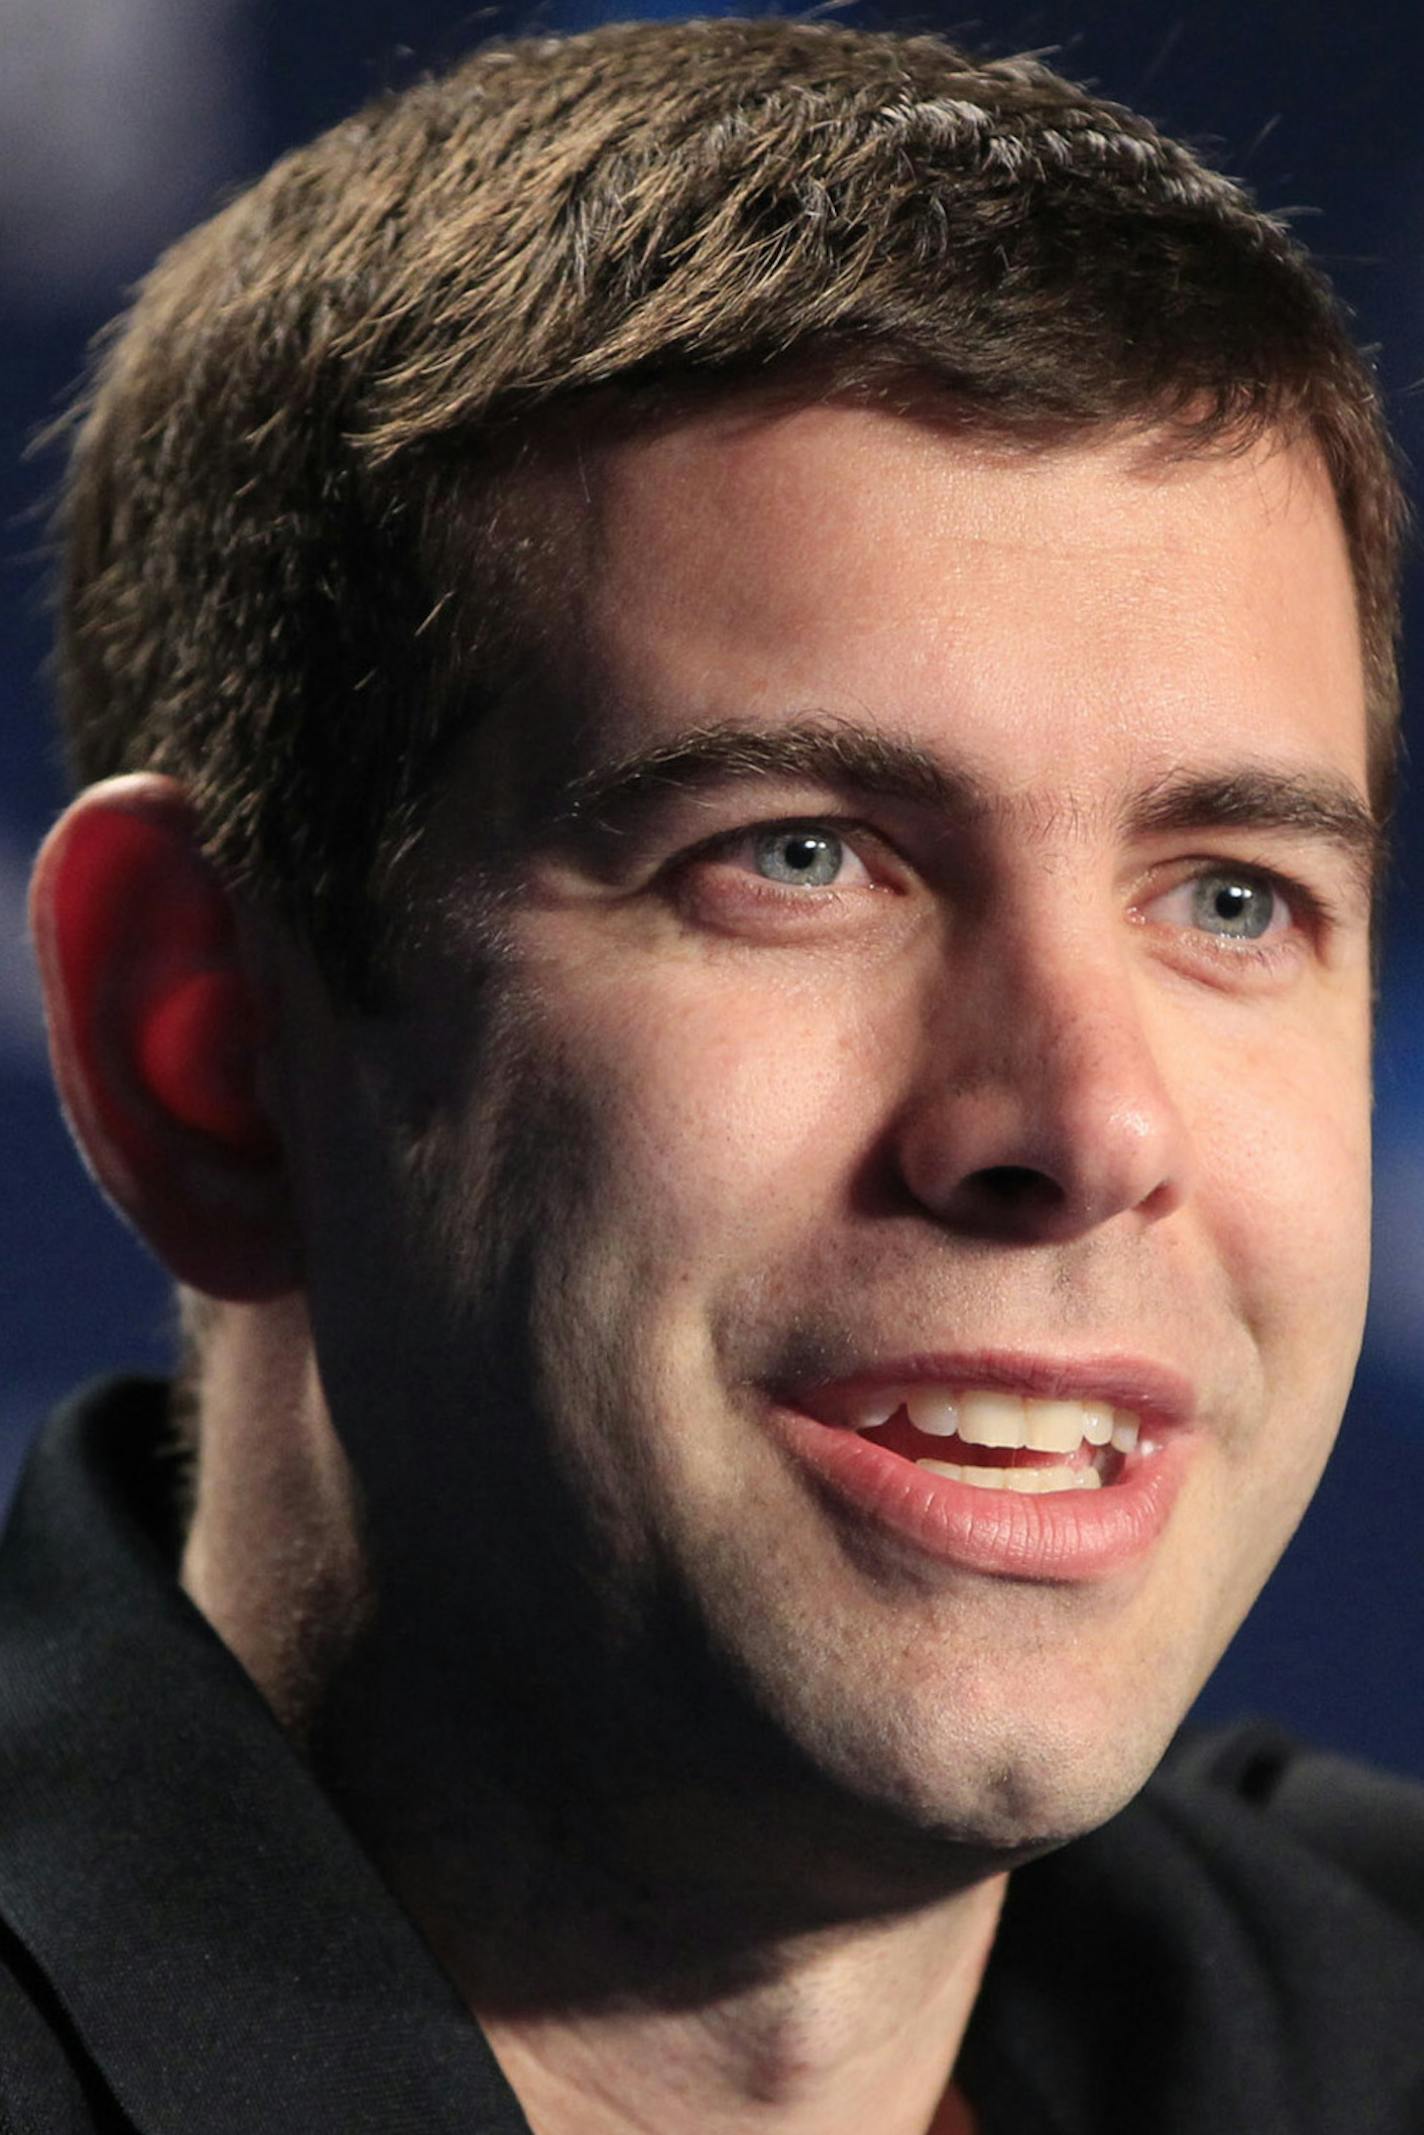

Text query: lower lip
(765, 1405), (1194, 1581)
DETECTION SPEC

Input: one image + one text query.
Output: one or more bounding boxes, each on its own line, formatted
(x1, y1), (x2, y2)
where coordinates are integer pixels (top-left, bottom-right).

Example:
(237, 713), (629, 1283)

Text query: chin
(910, 1733), (1161, 1860)
(760, 1643), (1195, 1877)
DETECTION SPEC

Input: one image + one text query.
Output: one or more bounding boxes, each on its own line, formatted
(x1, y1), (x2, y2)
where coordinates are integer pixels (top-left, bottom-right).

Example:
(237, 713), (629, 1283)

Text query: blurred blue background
(4, 1), (1422, 1770)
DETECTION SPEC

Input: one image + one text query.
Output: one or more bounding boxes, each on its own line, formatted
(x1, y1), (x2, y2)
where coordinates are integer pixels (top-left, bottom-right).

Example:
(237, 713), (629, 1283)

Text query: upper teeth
(853, 1389), (1140, 1456)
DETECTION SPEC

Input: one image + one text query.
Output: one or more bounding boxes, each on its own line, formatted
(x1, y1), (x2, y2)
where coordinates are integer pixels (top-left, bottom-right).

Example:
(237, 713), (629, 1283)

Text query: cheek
(1188, 1017), (1371, 1590)
(532, 952), (898, 1263)
(1196, 1017), (1372, 1350)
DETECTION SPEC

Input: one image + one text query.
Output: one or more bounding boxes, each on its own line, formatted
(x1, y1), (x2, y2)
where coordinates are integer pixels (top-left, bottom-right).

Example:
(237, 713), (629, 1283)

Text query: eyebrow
(1126, 769), (1382, 899)
(545, 720), (990, 834)
(539, 717), (1382, 892)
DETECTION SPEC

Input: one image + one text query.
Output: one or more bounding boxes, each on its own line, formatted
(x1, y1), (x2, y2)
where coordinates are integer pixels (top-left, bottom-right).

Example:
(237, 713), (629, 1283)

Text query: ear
(28, 774), (300, 1300)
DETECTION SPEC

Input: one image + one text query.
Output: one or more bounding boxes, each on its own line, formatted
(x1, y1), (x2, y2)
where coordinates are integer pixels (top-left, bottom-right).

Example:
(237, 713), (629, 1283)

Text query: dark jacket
(0, 1380), (1421, 2133)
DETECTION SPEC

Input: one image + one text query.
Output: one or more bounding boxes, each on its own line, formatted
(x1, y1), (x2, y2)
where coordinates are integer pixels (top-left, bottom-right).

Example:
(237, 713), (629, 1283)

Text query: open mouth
(850, 1389), (1146, 1494)
(766, 1362), (1191, 1577)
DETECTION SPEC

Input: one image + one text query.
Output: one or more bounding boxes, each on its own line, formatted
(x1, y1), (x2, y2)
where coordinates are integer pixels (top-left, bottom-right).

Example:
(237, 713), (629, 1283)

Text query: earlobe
(29, 774), (299, 1300)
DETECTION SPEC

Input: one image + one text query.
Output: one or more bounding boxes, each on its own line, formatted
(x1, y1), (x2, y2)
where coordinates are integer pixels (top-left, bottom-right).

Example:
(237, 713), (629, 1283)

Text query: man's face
(290, 405), (1374, 1862)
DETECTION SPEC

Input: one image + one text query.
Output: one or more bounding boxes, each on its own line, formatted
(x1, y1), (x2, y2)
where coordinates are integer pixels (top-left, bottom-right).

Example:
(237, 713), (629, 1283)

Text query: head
(32, 20), (1404, 1899)
(52, 18), (1403, 985)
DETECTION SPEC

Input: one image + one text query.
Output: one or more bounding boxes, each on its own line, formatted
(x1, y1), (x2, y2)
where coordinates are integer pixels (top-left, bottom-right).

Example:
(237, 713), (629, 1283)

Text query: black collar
(0, 1379), (531, 2134)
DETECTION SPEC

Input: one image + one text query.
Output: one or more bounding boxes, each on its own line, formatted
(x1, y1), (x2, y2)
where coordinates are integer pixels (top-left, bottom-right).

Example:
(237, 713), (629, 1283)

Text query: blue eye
(1142, 866), (1294, 948)
(752, 828), (850, 887)
(1189, 873), (1279, 939)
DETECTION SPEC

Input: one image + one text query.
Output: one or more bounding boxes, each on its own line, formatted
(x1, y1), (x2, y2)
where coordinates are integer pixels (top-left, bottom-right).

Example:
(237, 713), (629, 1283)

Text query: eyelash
(1135, 860), (1333, 969)
(667, 817), (892, 902)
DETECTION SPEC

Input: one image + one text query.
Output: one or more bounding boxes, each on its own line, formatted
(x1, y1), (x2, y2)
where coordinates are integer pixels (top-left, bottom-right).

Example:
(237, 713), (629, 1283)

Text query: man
(12, 16), (1424, 2132)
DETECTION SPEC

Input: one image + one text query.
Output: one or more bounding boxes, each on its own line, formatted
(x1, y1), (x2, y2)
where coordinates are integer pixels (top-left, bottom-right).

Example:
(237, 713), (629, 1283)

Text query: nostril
(969, 1165), (1065, 1210)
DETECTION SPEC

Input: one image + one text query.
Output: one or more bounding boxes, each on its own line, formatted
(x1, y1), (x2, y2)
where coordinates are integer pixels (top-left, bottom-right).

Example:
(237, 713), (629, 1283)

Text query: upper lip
(779, 1349), (1196, 1434)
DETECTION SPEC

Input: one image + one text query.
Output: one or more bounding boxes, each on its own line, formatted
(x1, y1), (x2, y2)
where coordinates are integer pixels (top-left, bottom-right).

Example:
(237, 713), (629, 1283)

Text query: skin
(33, 405), (1376, 2134)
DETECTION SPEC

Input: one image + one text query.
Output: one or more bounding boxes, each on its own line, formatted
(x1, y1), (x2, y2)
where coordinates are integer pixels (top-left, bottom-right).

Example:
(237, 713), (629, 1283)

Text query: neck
(183, 1315), (1007, 2135)
(180, 1299), (371, 1737)
(478, 1893), (1002, 2135)
(313, 1644), (1007, 2135)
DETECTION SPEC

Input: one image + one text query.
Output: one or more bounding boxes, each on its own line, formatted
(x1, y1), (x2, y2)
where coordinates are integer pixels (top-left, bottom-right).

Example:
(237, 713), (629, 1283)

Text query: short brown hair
(54, 16), (1406, 999)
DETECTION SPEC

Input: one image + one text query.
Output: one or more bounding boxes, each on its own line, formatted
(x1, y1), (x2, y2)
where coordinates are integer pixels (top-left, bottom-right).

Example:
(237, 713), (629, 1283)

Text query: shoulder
(962, 1724), (1424, 2134)
(1156, 1719), (1424, 1936)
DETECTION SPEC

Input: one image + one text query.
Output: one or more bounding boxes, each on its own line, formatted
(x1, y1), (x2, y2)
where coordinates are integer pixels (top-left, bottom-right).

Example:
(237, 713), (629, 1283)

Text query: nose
(891, 931), (1191, 1244)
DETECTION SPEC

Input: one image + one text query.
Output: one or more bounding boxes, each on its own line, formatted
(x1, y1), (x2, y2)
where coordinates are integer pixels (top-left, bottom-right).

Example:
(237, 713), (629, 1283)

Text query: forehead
(491, 400), (1369, 837)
